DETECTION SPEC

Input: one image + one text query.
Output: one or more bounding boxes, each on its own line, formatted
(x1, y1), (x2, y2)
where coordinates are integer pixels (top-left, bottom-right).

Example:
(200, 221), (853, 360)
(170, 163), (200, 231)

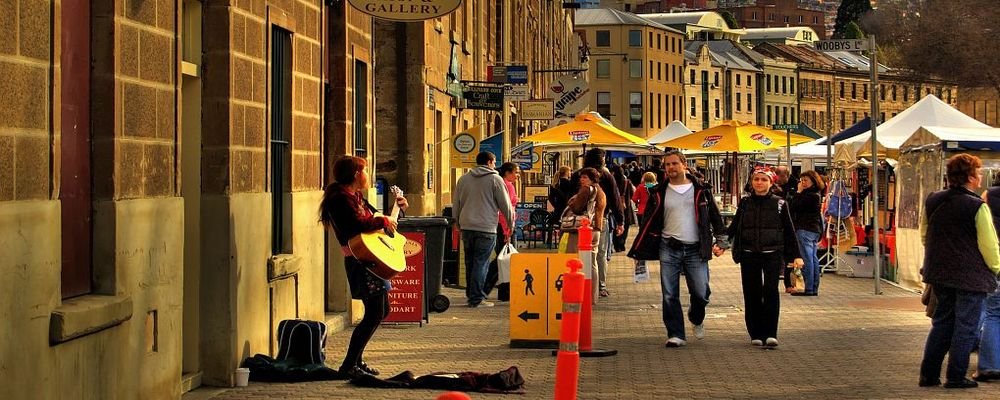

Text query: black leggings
(739, 252), (783, 340)
(340, 288), (389, 370)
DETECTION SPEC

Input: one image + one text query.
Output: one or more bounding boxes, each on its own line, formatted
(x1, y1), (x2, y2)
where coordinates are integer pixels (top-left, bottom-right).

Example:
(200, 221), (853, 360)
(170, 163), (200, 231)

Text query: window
(947, 89), (952, 103)
(690, 96), (696, 117)
(852, 111), (858, 124)
(819, 111), (825, 129)
(657, 34), (661, 50)
(880, 112), (885, 124)
(790, 78), (795, 94)
(798, 15), (804, 23)
(813, 16), (819, 24)
(670, 36), (675, 53)
(656, 93), (662, 128)
(781, 76), (787, 94)
(271, 27), (293, 254)
(801, 79), (808, 97)
(840, 82), (845, 98)
(736, 74), (741, 86)
(774, 75), (779, 92)
(769, 13), (775, 21)
(782, 106), (788, 124)
(851, 83), (857, 99)
(690, 69), (696, 84)
(880, 84), (885, 101)
(767, 105), (772, 124)
(903, 86), (909, 101)
(629, 60), (642, 78)
(747, 74), (752, 87)
(863, 83), (868, 100)
(596, 30), (610, 47)
(648, 32), (653, 48)
(892, 85), (897, 101)
(713, 72), (719, 86)
(649, 61), (654, 79)
(596, 59), (611, 78)
(937, 86), (943, 99)
(650, 93), (654, 126)
(628, 30), (641, 47)
(791, 107), (796, 123)
(629, 92), (643, 128)
(752, 11), (757, 20)
(597, 92), (611, 117)
(747, 93), (752, 112)
(736, 94), (741, 112)
(714, 99), (721, 119)
(784, 16), (790, 23)
(766, 74), (771, 92)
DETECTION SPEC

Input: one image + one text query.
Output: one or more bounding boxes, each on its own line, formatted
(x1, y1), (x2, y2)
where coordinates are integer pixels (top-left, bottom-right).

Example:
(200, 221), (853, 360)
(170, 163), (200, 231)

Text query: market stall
(893, 126), (1000, 290)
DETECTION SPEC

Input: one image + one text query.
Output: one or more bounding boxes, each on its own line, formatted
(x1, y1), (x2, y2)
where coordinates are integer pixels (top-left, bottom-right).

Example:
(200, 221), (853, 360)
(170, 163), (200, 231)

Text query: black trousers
(340, 281), (389, 370)
(739, 252), (783, 340)
(485, 224), (513, 299)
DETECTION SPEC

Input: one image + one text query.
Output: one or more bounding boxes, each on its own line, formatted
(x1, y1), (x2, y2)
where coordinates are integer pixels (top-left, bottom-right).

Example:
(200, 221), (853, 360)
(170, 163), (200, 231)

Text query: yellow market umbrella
(520, 112), (649, 147)
(662, 120), (814, 152)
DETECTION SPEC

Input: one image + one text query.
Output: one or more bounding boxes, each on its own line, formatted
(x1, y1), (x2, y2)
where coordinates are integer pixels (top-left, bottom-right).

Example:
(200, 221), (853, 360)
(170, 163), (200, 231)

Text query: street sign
(450, 127), (480, 168)
(519, 99), (555, 120)
(463, 85), (504, 111)
(504, 84), (529, 101)
(772, 124), (799, 130)
(509, 254), (577, 348)
(488, 65), (529, 84)
(814, 39), (869, 52)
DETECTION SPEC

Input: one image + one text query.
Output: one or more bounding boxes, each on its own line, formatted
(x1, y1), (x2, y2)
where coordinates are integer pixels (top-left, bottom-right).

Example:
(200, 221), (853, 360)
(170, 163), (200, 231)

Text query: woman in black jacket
(728, 167), (803, 347)
(789, 170), (826, 296)
(548, 166), (573, 226)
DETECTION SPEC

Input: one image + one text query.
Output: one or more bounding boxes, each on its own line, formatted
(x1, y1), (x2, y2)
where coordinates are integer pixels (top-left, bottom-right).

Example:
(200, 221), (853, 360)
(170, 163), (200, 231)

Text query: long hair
(799, 170), (826, 193)
(552, 166), (571, 187)
(319, 156), (368, 228)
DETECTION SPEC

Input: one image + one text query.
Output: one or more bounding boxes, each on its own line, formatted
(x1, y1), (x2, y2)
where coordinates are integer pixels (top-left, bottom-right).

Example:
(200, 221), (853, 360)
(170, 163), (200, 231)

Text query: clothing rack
(821, 167), (851, 274)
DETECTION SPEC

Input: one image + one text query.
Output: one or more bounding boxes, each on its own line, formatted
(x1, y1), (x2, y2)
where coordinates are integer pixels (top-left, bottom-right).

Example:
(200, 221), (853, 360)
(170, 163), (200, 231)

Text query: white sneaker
(765, 337), (779, 347)
(750, 339), (764, 346)
(666, 337), (687, 347)
(694, 324), (705, 339)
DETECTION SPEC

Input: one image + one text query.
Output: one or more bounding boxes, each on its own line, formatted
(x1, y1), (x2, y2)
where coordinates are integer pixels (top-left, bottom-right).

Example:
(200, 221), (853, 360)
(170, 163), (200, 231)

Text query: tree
(833, 0), (872, 39)
(870, 0), (1000, 96)
(720, 10), (740, 29)
(843, 21), (865, 40)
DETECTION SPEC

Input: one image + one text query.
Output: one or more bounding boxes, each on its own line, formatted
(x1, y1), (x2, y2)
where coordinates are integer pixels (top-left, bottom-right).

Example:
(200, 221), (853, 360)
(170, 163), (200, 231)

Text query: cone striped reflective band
(554, 258), (585, 400)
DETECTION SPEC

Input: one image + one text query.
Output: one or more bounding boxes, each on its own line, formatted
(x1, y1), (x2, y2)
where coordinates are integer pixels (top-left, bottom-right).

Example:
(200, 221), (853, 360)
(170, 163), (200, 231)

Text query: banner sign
(504, 84), (529, 101)
(348, 0), (462, 22)
(519, 99), (555, 121)
(479, 133), (504, 164)
(512, 143), (534, 170)
(464, 85), (504, 111)
(488, 65), (529, 84)
(386, 232), (426, 323)
(547, 74), (590, 118)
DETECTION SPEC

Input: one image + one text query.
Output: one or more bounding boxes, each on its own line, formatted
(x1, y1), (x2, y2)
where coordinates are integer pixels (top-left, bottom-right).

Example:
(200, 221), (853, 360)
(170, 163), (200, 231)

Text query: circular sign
(453, 133), (476, 153)
(403, 238), (423, 257)
(348, 0), (462, 22)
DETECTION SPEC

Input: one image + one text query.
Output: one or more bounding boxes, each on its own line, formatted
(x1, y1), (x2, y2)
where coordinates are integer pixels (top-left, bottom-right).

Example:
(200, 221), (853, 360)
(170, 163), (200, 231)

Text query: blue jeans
(920, 286), (987, 382)
(796, 230), (821, 294)
(980, 288), (1000, 372)
(463, 230), (497, 305)
(659, 238), (710, 340)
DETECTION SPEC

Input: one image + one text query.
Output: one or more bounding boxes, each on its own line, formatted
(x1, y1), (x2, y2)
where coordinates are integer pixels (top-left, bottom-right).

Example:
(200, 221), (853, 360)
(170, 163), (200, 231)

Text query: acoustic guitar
(348, 186), (407, 280)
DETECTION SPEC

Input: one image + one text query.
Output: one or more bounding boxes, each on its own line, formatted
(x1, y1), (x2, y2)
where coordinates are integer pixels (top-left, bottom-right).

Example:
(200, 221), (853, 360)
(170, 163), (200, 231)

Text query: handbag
(560, 187), (597, 231)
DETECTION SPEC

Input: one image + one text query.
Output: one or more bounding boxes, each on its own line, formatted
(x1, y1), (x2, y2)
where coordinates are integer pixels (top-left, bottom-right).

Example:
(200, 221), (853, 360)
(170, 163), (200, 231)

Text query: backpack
(276, 319), (327, 365)
(825, 181), (853, 220)
(560, 186), (598, 231)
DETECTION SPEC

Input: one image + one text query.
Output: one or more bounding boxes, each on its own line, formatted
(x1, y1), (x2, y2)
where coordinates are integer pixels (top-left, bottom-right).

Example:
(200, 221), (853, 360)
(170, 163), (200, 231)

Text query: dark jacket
(627, 174), (727, 261)
(571, 167), (623, 227)
(547, 178), (573, 225)
(789, 186), (823, 234)
(727, 193), (802, 264)
(923, 186), (998, 293)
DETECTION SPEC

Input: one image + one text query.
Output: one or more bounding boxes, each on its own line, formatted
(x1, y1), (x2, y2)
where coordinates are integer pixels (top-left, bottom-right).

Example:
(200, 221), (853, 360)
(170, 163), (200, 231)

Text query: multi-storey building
(373, 1), (577, 216)
(683, 41), (761, 130)
(642, 11), (747, 41)
(602, 0), (711, 13)
(958, 87), (1000, 127)
(0, 0), (334, 397)
(576, 8), (687, 137)
(761, 57), (801, 127)
(741, 26), (820, 46)
(716, 0), (826, 38)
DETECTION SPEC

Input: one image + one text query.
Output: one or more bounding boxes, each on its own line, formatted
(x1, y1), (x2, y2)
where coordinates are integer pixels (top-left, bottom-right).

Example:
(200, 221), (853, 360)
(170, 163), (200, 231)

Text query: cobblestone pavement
(186, 249), (997, 400)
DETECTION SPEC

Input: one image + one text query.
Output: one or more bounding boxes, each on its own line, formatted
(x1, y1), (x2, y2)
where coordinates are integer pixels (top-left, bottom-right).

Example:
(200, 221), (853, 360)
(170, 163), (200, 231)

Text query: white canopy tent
(647, 120), (693, 145)
(840, 95), (991, 158)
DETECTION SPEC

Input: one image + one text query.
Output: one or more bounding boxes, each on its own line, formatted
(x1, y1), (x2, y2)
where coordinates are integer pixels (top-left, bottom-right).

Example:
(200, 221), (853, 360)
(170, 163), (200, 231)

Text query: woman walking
(561, 167), (606, 303)
(319, 156), (407, 378)
(548, 166), (573, 227)
(789, 170), (826, 296)
(728, 167), (803, 347)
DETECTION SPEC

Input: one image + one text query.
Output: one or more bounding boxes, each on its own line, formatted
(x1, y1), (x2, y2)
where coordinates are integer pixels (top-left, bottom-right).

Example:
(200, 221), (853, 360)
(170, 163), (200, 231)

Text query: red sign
(701, 135), (723, 148)
(385, 232), (425, 323)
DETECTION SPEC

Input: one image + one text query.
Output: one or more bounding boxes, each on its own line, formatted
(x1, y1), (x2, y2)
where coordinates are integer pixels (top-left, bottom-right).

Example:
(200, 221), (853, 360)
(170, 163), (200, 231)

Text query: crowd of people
(319, 150), (999, 388)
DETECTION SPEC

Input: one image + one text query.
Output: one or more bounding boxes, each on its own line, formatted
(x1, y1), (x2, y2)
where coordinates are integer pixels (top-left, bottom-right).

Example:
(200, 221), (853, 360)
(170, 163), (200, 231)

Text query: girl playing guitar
(319, 156), (408, 378)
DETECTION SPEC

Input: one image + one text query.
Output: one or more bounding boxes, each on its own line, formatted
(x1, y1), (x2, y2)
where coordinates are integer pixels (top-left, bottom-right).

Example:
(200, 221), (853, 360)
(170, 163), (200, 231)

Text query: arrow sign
(518, 310), (540, 322)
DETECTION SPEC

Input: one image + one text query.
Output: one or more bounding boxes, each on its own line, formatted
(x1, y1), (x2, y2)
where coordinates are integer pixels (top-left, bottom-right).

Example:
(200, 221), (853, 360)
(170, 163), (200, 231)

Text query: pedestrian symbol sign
(509, 253), (577, 348)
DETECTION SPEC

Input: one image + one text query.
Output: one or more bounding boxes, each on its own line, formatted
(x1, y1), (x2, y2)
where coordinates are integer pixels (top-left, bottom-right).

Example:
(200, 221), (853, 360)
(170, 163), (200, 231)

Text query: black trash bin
(397, 217), (451, 313)
(441, 206), (460, 286)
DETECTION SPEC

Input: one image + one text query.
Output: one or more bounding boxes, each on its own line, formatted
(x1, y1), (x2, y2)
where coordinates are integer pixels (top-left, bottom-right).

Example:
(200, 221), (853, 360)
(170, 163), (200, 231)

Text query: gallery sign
(464, 85), (504, 111)
(348, 0), (462, 22)
(519, 99), (554, 121)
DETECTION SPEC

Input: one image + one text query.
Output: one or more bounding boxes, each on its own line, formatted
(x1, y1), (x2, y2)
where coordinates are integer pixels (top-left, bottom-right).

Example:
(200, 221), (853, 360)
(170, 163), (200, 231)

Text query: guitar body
(347, 186), (408, 280)
(348, 217), (408, 280)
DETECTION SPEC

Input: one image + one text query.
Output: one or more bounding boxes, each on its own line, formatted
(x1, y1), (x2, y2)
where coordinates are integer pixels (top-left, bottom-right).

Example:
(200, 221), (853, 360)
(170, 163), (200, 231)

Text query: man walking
(454, 152), (514, 308)
(628, 150), (728, 347)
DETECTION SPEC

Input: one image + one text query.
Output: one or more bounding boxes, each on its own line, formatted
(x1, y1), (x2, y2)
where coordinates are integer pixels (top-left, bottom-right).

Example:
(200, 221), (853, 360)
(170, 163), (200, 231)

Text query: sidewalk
(186, 249), (995, 400)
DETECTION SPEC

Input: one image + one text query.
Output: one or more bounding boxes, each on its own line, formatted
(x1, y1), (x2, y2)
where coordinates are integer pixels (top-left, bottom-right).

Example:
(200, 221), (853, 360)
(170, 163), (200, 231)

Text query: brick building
(716, 0), (826, 39)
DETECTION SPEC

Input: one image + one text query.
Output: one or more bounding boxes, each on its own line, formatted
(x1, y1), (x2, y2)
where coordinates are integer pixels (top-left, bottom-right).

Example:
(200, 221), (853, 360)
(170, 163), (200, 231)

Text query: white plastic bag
(498, 243), (518, 283)
(633, 260), (650, 283)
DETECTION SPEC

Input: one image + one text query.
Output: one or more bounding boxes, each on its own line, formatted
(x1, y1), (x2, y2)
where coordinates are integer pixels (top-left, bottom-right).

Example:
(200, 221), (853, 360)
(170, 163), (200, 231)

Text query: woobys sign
(348, 0), (462, 22)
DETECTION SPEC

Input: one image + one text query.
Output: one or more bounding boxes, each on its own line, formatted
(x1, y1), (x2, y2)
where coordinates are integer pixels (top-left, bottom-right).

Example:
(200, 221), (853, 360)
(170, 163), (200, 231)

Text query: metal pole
(786, 129), (792, 168)
(869, 34), (881, 295)
(826, 92), (832, 170)
(501, 0), (511, 158)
